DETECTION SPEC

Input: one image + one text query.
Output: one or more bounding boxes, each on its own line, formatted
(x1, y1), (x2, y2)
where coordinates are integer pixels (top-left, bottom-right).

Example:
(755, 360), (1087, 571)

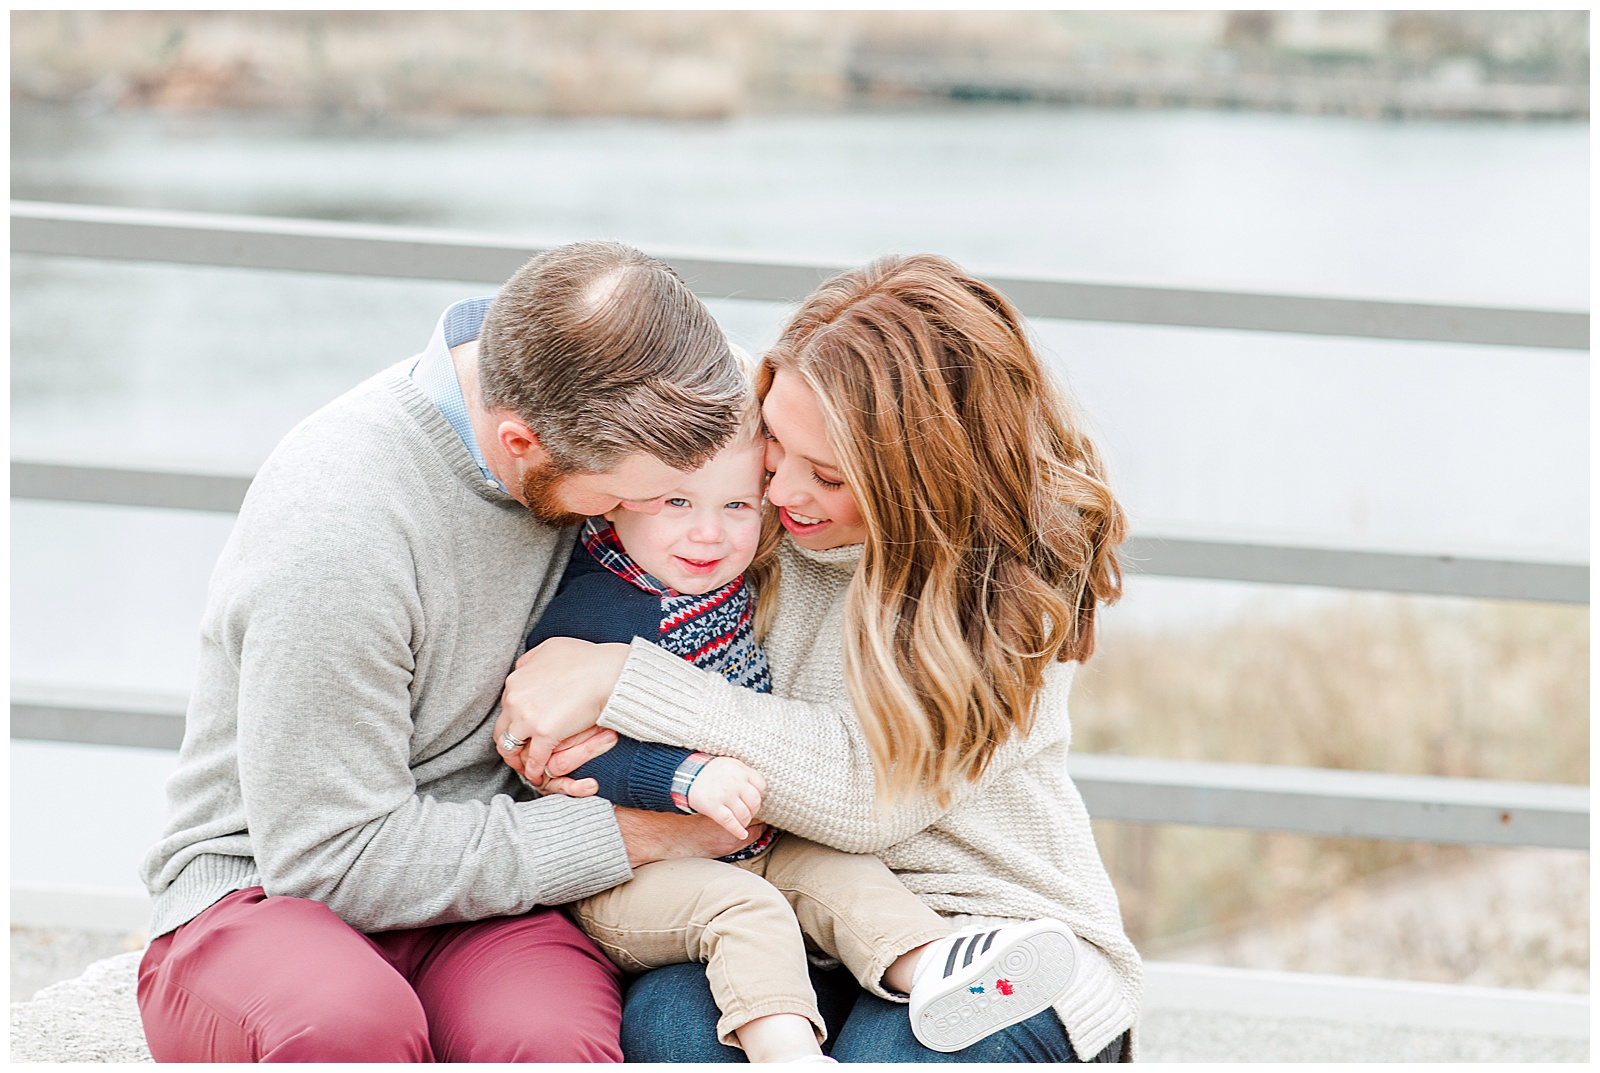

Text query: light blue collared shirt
(410, 296), (506, 492)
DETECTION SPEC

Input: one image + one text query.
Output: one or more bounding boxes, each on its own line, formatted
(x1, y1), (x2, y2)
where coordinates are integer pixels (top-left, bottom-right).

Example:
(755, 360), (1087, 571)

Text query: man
(137, 241), (756, 1061)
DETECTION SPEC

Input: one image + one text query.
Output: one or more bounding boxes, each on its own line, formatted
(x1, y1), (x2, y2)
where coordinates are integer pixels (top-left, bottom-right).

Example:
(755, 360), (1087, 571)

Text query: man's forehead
(575, 454), (690, 497)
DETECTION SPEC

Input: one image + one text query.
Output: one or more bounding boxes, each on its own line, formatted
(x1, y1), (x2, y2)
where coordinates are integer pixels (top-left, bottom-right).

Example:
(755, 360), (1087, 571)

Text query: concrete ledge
(8, 951), (1589, 1062)
(1138, 1007), (1589, 1062)
(9, 951), (151, 1063)
(1144, 960), (1589, 1038)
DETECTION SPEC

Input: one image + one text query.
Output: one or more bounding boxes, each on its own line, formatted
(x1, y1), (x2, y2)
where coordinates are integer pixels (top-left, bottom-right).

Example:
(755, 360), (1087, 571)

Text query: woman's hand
(526, 725), (618, 797)
(495, 637), (630, 782)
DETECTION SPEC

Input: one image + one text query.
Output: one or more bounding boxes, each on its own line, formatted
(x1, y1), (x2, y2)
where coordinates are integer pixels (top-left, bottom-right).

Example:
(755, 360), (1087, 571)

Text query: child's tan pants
(570, 832), (951, 1048)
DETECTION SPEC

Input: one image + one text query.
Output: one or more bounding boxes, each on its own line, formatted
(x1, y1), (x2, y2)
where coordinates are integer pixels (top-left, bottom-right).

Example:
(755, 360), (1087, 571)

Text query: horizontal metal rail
(1119, 534), (1587, 605)
(12, 688), (1586, 849)
(12, 462), (255, 514)
(12, 461), (1587, 603)
(13, 200), (1589, 349)
(1070, 754), (1587, 851)
(12, 689), (191, 751)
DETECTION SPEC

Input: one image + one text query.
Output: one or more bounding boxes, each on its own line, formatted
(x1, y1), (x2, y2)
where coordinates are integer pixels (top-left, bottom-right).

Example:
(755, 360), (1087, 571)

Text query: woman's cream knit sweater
(600, 537), (1141, 1060)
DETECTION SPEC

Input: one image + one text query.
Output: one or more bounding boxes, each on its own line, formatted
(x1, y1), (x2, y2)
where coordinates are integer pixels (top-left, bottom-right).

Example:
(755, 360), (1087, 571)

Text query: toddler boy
(523, 406), (1079, 1061)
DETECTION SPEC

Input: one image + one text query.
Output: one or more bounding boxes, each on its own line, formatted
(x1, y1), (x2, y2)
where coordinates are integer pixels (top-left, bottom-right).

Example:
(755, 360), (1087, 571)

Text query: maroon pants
(137, 888), (624, 1062)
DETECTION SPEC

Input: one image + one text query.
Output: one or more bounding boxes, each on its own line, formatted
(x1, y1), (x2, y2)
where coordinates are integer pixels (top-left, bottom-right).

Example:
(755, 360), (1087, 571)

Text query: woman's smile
(762, 369), (868, 549)
(778, 506), (831, 535)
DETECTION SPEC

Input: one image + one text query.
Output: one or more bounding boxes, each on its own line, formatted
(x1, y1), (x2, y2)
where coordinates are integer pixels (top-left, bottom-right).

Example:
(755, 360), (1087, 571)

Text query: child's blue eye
(666, 497), (690, 508)
(725, 501), (749, 510)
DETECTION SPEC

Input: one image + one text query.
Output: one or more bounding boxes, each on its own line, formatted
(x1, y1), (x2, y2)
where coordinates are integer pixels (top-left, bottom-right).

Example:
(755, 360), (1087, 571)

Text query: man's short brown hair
(478, 240), (745, 474)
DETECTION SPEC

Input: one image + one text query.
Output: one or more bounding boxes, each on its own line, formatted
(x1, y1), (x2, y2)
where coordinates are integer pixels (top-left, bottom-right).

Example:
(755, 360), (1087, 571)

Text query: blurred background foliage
(12, 10), (1590, 121)
(1078, 595), (1587, 989)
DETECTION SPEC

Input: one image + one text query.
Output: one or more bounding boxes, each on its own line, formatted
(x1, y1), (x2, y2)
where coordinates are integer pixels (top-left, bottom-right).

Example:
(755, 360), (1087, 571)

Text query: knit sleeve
(523, 547), (691, 809)
(219, 463), (631, 932)
(567, 735), (694, 813)
(597, 639), (1067, 854)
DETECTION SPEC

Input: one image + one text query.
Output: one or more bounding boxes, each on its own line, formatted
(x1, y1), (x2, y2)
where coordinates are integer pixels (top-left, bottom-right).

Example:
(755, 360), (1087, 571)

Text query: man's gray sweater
(139, 361), (633, 940)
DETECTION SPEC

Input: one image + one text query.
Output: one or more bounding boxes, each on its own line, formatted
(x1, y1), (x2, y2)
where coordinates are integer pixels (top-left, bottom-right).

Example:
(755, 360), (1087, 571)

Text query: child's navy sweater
(524, 519), (771, 813)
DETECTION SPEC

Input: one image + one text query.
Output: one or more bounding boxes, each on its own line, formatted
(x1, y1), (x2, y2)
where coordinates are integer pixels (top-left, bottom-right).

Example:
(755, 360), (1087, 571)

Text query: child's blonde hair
(725, 340), (767, 448)
(723, 339), (787, 638)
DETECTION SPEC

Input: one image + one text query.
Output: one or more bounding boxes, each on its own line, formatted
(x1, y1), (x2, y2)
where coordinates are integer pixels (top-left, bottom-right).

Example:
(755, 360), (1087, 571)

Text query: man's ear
(497, 417), (550, 467)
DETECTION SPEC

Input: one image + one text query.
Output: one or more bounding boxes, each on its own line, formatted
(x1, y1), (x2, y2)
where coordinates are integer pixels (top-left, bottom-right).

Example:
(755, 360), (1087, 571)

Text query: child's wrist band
(670, 752), (716, 813)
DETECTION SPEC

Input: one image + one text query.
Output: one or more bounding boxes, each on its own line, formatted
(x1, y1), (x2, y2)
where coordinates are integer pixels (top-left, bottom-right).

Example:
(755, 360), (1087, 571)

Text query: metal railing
(11, 202), (1590, 851)
(11, 685), (1587, 850)
(13, 200), (1591, 349)
(11, 460), (1587, 604)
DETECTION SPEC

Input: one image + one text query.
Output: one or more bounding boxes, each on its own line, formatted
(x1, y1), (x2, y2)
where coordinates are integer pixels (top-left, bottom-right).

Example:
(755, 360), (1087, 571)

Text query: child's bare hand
(687, 756), (766, 840)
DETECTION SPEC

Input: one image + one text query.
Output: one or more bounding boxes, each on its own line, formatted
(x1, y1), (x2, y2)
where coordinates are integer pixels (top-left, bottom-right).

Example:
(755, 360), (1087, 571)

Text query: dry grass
(1143, 845), (1591, 992)
(1076, 596), (1588, 781)
(1068, 595), (1589, 980)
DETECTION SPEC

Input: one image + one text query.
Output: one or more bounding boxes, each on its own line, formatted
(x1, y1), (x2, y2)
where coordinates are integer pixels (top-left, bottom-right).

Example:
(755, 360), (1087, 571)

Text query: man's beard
(519, 462), (590, 528)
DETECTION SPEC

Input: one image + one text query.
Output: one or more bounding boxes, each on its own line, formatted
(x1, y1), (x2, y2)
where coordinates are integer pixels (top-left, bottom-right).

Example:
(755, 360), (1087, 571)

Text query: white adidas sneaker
(907, 919), (1078, 1053)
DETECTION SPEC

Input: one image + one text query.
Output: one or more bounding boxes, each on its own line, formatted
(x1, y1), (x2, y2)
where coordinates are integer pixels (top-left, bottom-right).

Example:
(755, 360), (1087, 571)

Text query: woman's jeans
(622, 961), (1125, 1063)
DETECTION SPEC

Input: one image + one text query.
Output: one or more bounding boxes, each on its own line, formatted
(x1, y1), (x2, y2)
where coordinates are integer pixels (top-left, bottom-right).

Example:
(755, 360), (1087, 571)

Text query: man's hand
(612, 807), (765, 869)
(495, 638), (630, 781)
(686, 756), (766, 840)
(525, 726), (617, 796)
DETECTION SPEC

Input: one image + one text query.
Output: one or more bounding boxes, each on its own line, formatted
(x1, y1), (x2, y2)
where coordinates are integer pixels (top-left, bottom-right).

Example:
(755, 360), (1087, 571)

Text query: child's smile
(605, 438), (767, 595)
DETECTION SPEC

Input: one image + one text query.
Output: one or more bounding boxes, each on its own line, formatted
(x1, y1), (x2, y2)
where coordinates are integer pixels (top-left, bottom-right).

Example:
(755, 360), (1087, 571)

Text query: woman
(499, 254), (1140, 1062)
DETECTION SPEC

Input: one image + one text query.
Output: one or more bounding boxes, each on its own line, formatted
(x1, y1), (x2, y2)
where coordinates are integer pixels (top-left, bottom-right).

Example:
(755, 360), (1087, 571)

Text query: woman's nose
(764, 458), (800, 509)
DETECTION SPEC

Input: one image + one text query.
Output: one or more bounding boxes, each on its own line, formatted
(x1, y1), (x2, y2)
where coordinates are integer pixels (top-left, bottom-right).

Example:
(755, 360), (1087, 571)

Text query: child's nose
(687, 515), (724, 542)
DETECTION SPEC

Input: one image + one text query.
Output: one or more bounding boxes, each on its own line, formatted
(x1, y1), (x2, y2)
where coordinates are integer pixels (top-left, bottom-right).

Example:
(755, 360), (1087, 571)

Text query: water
(11, 103), (1588, 305)
(9, 102), (1589, 894)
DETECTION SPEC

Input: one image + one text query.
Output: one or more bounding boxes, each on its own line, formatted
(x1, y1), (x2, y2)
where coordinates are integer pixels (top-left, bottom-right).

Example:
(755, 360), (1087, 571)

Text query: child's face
(605, 439), (766, 596)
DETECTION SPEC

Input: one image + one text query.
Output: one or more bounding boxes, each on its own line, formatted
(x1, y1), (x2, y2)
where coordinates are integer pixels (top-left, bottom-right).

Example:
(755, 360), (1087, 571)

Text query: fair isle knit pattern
(659, 586), (771, 693)
(581, 519), (772, 693)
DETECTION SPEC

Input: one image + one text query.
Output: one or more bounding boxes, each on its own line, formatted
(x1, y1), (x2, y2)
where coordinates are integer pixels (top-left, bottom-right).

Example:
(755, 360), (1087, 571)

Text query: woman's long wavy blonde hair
(749, 254), (1127, 805)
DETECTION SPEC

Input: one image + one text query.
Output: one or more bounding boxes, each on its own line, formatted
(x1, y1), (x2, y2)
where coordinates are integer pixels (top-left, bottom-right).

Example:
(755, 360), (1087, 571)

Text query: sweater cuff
(1052, 937), (1138, 1061)
(628, 743), (693, 812)
(599, 637), (716, 747)
(513, 793), (634, 905)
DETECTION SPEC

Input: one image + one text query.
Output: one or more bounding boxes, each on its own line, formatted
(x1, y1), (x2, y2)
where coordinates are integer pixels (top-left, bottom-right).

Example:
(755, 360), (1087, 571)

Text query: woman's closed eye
(810, 472), (844, 490)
